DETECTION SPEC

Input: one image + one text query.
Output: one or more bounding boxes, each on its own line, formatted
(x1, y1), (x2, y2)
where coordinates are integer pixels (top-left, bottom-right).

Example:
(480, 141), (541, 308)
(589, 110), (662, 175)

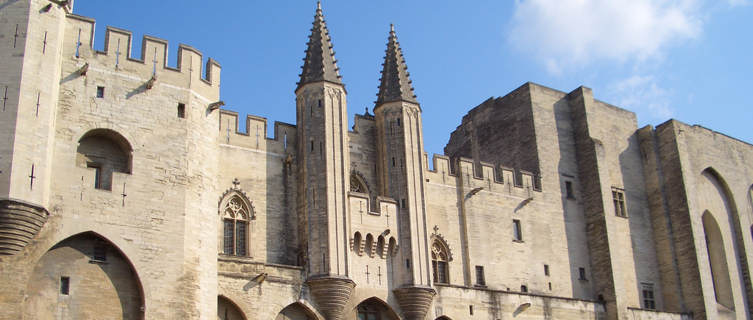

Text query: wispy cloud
(727, 0), (749, 7)
(608, 75), (674, 119)
(508, 0), (704, 72)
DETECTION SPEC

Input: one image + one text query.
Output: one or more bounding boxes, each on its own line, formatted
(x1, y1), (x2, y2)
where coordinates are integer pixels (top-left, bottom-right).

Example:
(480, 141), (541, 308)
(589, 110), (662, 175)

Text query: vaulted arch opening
(23, 232), (144, 319)
(218, 295), (247, 320)
(355, 297), (399, 320)
(275, 302), (317, 320)
(76, 129), (133, 191)
(703, 211), (734, 310)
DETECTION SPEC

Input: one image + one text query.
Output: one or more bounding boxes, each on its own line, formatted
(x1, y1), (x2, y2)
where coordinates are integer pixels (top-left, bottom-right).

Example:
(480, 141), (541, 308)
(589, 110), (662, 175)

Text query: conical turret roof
(297, 2), (343, 91)
(376, 24), (418, 107)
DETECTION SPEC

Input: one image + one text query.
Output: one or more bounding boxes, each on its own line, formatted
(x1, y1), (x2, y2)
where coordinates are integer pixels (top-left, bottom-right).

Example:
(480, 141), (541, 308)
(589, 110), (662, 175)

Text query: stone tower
(374, 25), (435, 320)
(0, 0), (70, 255)
(295, 2), (354, 319)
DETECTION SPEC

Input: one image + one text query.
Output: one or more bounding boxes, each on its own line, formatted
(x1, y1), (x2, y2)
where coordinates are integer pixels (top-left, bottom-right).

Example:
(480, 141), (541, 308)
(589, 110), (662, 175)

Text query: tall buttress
(374, 25), (436, 320)
(295, 3), (354, 320)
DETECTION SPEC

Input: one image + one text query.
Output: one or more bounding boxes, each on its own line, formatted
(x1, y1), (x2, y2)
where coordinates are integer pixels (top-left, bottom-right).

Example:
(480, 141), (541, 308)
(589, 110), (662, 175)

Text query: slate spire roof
(376, 24), (418, 106)
(297, 1), (343, 91)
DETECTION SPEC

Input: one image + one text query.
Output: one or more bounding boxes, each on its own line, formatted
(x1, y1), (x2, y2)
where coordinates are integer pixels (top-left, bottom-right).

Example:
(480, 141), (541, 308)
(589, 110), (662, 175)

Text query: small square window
(565, 181), (575, 199)
(520, 285), (528, 293)
(177, 103), (186, 118)
(401, 199), (406, 209)
(579, 267), (588, 280)
(475, 266), (486, 286)
(96, 86), (105, 98)
(544, 264), (550, 276)
(60, 277), (70, 295)
(513, 219), (522, 241)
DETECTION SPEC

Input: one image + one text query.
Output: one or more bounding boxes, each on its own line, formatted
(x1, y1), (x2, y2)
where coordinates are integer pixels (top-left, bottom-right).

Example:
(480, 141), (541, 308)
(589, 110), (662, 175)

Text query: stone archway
(23, 232), (144, 320)
(218, 296), (246, 320)
(275, 302), (318, 320)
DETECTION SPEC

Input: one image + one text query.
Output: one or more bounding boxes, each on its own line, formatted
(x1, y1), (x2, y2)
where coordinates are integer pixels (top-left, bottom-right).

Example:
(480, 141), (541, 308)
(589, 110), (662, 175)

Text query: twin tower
(295, 3), (434, 319)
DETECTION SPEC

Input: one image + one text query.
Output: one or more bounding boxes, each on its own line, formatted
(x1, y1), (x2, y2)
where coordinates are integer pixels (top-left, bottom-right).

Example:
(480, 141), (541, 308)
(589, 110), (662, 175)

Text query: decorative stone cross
(121, 182), (127, 207)
(28, 164), (36, 190)
(365, 265), (370, 283)
(377, 266), (382, 285)
(13, 24), (19, 48)
(42, 31), (48, 54)
(232, 178), (240, 189)
(35, 92), (40, 117)
(115, 39), (121, 69)
(3, 86), (9, 112)
(75, 29), (82, 57)
(152, 48), (158, 76)
(433, 225), (439, 234)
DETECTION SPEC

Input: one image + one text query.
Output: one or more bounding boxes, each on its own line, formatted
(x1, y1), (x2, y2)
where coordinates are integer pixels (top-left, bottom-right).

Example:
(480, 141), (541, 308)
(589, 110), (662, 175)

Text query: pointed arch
(377, 235), (386, 258)
(431, 237), (451, 284)
(218, 295), (247, 320)
(23, 231), (144, 319)
(436, 316), (453, 320)
(703, 211), (735, 310)
(275, 302), (319, 320)
(700, 167), (751, 313)
(219, 189), (255, 257)
(350, 171), (369, 194)
(355, 297), (400, 320)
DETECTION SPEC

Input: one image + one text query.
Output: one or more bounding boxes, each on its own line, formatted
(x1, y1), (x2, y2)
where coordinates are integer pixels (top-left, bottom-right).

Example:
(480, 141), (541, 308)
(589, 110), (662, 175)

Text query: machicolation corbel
(208, 101), (225, 112)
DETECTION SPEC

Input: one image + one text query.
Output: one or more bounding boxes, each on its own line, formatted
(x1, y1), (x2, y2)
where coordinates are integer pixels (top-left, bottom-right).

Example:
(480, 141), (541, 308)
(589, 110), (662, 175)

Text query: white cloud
(608, 75), (674, 119)
(508, 0), (703, 72)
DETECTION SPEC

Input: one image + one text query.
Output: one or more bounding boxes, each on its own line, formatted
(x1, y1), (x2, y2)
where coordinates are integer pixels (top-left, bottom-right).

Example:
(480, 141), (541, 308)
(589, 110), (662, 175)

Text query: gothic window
(221, 194), (252, 256)
(432, 241), (450, 284)
(357, 303), (379, 320)
(350, 173), (368, 193)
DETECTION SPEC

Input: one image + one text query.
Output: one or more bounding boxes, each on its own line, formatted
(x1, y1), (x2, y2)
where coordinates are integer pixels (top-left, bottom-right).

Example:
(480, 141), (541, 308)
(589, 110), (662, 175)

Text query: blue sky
(74, 1), (753, 155)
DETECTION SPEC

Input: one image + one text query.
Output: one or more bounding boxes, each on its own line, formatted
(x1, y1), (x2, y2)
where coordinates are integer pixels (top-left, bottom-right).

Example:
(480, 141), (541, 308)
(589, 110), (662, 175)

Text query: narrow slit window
(177, 103), (186, 118)
(565, 181), (575, 199)
(60, 277), (70, 295)
(544, 264), (550, 276)
(579, 267), (587, 280)
(513, 219), (522, 241)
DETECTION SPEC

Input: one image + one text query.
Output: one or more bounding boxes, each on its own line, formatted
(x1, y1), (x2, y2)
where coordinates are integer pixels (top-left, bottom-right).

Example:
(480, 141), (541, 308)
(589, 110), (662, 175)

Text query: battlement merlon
(424, 153), (542, 193)
(63, 14), (221, 100)
(218, 110), (298, 153)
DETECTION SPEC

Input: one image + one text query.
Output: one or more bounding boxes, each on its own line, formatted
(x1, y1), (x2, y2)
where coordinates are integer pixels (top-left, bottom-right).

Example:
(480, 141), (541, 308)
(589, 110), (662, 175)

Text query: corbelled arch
(23, 231), (145, 320)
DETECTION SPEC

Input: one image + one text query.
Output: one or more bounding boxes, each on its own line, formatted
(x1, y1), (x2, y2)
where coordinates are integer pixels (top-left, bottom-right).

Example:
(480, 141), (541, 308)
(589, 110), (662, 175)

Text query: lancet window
(221, 194), (252, 256)
(432, 240), (450, 284)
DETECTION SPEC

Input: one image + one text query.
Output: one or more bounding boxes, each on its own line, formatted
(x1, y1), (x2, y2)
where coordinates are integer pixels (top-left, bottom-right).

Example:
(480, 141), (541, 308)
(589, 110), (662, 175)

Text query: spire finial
(297, 0), (343, 91)
(375, 26), (419, 107)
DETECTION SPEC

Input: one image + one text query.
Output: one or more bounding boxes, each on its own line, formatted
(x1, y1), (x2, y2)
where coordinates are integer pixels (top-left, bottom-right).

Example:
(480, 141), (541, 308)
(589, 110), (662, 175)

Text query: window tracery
(219, 192), (253, 257)
(432, 240), (450, 284)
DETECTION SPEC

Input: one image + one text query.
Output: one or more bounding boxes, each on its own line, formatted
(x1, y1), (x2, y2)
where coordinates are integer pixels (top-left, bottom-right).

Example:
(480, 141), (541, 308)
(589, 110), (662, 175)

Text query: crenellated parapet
(218, 110), (297, 155)
(424, 153), (543, 196)
(63, 14), (221, 100)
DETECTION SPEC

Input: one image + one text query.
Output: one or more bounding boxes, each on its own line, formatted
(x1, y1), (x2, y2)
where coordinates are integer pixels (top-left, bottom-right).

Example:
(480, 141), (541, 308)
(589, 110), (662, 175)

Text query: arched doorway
(218, 296), (246, 320)
(275, 302), (317, 320)
(23, 232), (144, 319)
(355, 297), (399, 320)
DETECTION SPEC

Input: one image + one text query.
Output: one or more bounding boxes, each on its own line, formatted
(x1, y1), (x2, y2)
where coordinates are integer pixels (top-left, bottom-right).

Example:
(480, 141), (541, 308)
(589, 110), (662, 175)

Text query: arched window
(221, 194), (252, 256)
(76, 129), (132, 191)
(377, 236), (385, 258)
(365, 234), (374, 257)
(432, 240), (450, 284)
(353, 232), (363, 255)
(350, 173), (368, 193)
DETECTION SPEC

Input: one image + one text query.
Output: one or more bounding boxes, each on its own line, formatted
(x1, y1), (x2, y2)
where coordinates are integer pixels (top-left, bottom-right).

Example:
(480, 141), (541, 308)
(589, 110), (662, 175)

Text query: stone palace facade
(1, 1), (753, 319)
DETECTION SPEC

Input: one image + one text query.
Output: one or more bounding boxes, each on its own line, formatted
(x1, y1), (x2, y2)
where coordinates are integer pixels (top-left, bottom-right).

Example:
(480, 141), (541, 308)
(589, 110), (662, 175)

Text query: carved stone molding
(394, 286), (436, 320)
(0, 199), (49, 255)
(307, 276), (355, 320)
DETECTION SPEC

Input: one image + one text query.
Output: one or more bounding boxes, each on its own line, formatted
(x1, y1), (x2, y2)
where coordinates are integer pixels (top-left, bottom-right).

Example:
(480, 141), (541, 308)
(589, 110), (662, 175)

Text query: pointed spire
(375, 24), (418, 107)
(297, 1), (343, 91)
